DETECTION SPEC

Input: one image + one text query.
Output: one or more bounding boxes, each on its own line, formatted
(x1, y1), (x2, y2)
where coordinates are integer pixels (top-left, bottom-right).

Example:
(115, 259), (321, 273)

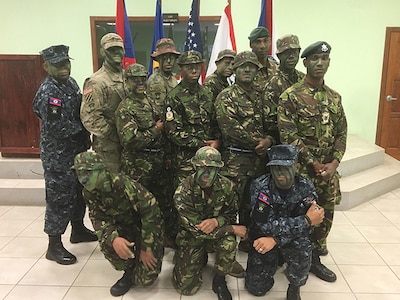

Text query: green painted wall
(1, 0), (399, 143)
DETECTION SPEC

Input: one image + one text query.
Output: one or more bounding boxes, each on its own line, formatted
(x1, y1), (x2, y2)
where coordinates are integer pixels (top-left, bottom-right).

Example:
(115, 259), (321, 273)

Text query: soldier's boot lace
(212, 274), (232, 300)
(228, 260), (245, 278)
(46, 235), (77, 265)
(310, 250), (337, 282)
(70, 220), (98, 244)
(110, 268), (134, 296)
(286, 284), (301, 300)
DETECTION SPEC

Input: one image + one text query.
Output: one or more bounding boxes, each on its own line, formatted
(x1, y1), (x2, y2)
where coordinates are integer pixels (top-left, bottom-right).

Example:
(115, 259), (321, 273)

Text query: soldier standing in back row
(80, 33), (128, 172)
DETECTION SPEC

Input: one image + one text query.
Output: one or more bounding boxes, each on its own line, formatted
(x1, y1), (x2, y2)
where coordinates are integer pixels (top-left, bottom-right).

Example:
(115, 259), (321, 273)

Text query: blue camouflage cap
(266, 144), (299, 166)
(301, 41), (331, 58)
(40, 45), (72, 64)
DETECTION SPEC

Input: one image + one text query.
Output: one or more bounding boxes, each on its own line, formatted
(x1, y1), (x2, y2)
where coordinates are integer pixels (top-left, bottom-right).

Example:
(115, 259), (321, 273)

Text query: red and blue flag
(116, 0), (136, 68)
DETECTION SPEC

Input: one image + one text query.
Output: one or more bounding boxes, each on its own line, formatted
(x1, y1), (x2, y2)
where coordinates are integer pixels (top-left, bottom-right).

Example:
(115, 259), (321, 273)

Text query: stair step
(0, 179), (45, 206)
(0, 157), (43, 179)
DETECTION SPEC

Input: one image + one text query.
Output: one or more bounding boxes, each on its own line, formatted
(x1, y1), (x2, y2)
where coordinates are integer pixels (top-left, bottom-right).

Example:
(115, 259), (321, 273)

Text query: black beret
(301, 41), (331, 58)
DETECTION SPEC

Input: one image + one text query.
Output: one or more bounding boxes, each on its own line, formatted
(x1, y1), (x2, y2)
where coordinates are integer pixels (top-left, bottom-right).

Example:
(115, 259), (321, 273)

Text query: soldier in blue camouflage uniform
(81, 33), (128, 172)
(215, 51), (275, 252)
(278, 41), (347, 283)
(33, 45), (96, 265)
(248, 26), (279, 91)
(172, 147), (247, 300)
(73, 152), (164, 297)
(264, 34), (305, 144)
(245, 145), (324, 300)
(204, 49), (236, 100)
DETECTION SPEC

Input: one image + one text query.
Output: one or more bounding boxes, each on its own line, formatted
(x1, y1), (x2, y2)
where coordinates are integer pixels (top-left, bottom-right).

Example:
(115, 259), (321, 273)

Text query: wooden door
(376, 27), (400, 160)
(0, 55), (45, 157)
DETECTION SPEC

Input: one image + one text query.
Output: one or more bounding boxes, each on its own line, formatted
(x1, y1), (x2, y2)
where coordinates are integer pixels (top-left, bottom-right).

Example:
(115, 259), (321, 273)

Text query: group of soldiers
(33, 23), (347, 300)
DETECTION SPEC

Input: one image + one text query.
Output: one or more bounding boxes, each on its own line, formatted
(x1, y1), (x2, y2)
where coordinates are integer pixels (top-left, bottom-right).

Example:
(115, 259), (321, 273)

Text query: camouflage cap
(301, 41), (331, 58)
(191, 146), (224, 168)
(266, 144), (299, 167)
(124, 63), (148, 77)
(100, 33), (124, 50)
(276, 34), (301, 54)
(73, 151), (106, 171)
(151, 38), (181, 58)
(40, 45), (72, 64)
(232, 51), (262, 70)
(248, 26), (270, 42)
(177, 50), (203, 65)
(215, 49), (237, 63)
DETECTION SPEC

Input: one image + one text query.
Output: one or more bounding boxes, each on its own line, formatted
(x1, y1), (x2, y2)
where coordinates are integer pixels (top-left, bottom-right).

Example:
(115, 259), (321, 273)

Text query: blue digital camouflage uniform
(33, 76), (90, 235)
(278, 76), (347, 249)
(172, 173), (238, 295)
(245, 173), (316, 296)
(81, 171), (164, 287)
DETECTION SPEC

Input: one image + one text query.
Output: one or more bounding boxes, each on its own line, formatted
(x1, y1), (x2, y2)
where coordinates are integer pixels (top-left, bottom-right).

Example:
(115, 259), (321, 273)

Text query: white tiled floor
(1, 190), (400, 300)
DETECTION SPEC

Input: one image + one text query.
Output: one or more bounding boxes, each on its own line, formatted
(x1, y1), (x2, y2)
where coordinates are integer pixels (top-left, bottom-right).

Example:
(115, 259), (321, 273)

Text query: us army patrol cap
(232, 51), (262, 70)
(191, 146), (224, 168)
(73, 151), (106, 171)
(276, 34), (301, 54)
(101, 33), (124, 50)
(266, 144), (299, 167)
(301, 41), (331, 58)
(215, 49), (237, 63)
(40, 45), (72, 64)
(177, 50), (203, 65)
(151, 38), (181, 58)
(248, 26), (270, 42)
(125, 63), (148, 77)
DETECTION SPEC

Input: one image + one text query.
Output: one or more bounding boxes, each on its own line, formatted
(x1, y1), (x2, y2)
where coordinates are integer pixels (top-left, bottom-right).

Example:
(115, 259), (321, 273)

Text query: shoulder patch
(83, 86), (93, 96)
(258, 192), (271, 205)
(49, 97), (62, 107)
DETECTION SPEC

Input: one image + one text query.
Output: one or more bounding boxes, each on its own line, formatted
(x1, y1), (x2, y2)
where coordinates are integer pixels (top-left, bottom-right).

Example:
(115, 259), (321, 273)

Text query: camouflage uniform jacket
(164, 80), (221, 149)
(33, 76), (89, 171)
(81, 64), (127, 151)
(174, 173), (238, 240)
(203, 71), (230, 101)
(249, 174), (316, 246)
(253, 56), (279, 91)
(278, 76), (347, 170)
(263, 69), (305, 143)
(83, 173), (163, 252)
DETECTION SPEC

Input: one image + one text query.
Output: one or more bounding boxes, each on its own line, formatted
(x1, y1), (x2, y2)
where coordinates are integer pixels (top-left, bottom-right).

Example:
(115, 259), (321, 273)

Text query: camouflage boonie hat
(151, 38), (181, 58)
(248, 26), (270, 42)
(40, 45), (72, 64)
(232, 51), (262, 70)
(215, 49), (237, 62)
(125, 63), (148, 77)
(191, 146), (224, 168)
(101, 33), (124, 50)
(177, 50), (203, 65)
(73, 152), (106, 171)
(301, 41), (331, 58)
(276, 34), (301, 54)
(266, 144), (299, 167)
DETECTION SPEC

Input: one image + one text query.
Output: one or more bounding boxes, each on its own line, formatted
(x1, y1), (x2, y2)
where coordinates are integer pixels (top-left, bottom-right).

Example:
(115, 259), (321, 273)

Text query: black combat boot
(309, 250), (337, 282)
(238, 240), (251, 253)
(228, 260), (245, 278)
(212, 274), (232, 300)
(46, 235), (77, 265)
(286, 284), (301, 300)
(110, 268), (134, 296)
(70, 220), (98, 243)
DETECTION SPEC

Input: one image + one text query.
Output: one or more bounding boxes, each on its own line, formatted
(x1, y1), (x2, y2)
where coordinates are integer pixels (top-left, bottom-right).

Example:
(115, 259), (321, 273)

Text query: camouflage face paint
(195, 166), (218, 188)
(270, 164), (296, 190)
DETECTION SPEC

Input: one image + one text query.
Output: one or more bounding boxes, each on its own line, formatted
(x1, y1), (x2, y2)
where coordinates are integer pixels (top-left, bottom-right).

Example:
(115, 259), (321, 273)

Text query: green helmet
(232, 51), (262, 70)
(73, 151), (106, 171)
(191, 146), (224, 168)
(177, 50), (203, 65)
(124, 63), (148, 77)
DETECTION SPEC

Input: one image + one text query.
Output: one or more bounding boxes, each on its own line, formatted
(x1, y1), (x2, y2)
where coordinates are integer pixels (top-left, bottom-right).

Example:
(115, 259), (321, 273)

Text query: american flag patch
(258, 192), (271, 205)
(49, 97), (61, 106)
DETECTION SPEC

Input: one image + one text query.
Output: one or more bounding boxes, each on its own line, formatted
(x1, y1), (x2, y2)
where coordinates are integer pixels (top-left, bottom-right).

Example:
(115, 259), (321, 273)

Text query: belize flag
(148, 0), (165, 75)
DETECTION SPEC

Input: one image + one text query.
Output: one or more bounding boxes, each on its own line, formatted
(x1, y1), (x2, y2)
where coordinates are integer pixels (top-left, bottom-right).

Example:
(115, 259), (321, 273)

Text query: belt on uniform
(141, 148), (162, 153)
(226, 146), (253, 154)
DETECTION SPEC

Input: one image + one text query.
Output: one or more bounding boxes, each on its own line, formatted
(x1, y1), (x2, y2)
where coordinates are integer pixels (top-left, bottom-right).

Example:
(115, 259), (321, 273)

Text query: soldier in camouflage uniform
(215, 51), (275, 252)
(278, 41), (347, 283)
(115, 63), (179, 248)
(33, 45), (96, 265)
(203, 49), (237, 100)
(73, 152), (164, 297)
(172, 147), (247, 300)
(164, 50), (221, 188)
(81, 33), (128, 172)
(264, 34), (305, 144)
(248, 26), (279, 91)
(245, 145), (324, 300)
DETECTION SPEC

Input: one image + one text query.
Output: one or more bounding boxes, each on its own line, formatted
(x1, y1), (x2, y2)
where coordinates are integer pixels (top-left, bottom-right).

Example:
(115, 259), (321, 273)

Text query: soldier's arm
(332, 95), (348, 163)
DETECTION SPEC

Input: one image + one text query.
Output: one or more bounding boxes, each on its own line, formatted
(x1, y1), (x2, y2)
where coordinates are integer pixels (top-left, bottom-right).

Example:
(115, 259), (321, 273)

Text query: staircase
(1, 134), (400, 209)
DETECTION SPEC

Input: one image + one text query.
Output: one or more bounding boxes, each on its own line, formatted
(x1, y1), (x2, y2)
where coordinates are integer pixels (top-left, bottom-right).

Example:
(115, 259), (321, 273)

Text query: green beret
(301, 41), (331, 58)
(248, 26), (270, 42)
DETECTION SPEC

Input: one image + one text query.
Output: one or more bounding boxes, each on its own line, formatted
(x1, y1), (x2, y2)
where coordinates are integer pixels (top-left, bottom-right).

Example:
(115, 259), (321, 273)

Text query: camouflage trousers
(172, 231), (237, 295)
(43, 169), (86, 235)
(245, 236), (312, 296)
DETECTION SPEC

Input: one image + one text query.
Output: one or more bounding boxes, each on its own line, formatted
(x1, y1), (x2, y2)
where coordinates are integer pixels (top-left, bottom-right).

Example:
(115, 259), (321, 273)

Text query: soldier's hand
(254, 137), (272, 157)
(112, 237), (135, 260)
(232, 225), (248, 239)
(319, 159), (339, 181)
(306, 202), (325, 226)
(204, 140), (220, 149)
(140, 250), (157, 270)
(253, 237), (277, 254)
(196, 218), (218, 234)
(155, 120), (164, 132)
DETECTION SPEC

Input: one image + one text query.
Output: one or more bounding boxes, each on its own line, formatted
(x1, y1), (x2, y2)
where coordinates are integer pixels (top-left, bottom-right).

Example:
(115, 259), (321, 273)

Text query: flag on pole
(184, 0), (205, 82)
(116, 0), (136, 68)
(205, 1), (237, 77)
(257, 0), (274, 56)
(148, 0), (165, 75)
